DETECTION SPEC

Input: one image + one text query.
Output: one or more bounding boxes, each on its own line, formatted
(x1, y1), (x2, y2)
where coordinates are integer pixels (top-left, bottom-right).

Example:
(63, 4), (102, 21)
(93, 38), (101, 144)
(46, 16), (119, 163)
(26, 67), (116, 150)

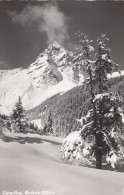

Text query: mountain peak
(51, 41), (62, 47)
(45, 41), (66, 55)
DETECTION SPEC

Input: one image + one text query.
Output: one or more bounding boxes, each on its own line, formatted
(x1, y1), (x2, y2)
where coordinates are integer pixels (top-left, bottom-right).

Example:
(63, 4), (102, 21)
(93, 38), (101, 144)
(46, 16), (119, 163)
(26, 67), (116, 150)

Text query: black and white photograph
(0, 0), (124, 195)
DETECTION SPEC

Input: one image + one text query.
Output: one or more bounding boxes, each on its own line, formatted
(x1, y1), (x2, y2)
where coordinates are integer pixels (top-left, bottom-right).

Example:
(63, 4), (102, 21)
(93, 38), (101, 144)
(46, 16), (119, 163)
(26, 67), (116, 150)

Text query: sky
(0, 1), (124, 70)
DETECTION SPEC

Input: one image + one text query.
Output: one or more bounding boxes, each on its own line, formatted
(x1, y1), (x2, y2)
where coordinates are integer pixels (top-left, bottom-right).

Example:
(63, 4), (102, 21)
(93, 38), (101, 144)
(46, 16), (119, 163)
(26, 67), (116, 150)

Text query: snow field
(0, 131), (124, 195)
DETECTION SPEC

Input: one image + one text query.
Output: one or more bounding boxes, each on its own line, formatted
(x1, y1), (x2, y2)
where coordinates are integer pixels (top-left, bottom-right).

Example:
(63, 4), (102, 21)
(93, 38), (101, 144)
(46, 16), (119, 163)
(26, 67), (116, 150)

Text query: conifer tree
(43, 111), (53, 134)
(82, 33), (123, 169)
(61, 32), (124, 169)
(12, 97), (27, 132)
(87, 33), (123, 169)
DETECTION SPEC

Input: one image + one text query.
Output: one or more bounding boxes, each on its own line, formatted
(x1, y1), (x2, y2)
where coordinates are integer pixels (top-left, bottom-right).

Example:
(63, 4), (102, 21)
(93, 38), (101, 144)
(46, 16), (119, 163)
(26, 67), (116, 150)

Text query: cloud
(7, 3), (69, 45)
(0, 61), (12, 70)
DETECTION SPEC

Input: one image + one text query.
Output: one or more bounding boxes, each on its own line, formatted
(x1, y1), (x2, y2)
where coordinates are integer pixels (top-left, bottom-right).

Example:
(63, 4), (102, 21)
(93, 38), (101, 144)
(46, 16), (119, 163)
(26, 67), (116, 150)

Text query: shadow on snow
(0, 134), (44, 144)
(0, 131), (62, 146)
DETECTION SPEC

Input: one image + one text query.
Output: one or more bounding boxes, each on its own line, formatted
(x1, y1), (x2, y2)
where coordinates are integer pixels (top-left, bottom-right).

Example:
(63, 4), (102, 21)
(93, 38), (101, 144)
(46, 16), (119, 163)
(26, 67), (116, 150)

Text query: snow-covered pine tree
(81, 33), (124, 169)
(12, 97), (27, 132)
(61, 32), (124, 169)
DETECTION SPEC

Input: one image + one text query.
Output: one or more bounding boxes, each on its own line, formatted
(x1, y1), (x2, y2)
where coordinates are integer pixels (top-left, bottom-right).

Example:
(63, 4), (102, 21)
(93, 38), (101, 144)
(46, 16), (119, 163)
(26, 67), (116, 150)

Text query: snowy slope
(0, 42), (81, 115)
(0, 68), (44, 114)
(0, 132), (124, 195)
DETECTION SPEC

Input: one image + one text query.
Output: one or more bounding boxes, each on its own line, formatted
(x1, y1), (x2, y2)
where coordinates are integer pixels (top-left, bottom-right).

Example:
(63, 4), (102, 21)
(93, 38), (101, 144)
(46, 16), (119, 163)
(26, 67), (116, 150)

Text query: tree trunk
(96, 148), (102, 169)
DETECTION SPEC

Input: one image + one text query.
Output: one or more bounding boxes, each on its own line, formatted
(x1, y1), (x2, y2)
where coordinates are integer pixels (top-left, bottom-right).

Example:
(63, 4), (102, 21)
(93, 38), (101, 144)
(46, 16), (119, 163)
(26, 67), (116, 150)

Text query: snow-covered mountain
(1, 41), (124, 115)
(0, 42), (83, 115)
